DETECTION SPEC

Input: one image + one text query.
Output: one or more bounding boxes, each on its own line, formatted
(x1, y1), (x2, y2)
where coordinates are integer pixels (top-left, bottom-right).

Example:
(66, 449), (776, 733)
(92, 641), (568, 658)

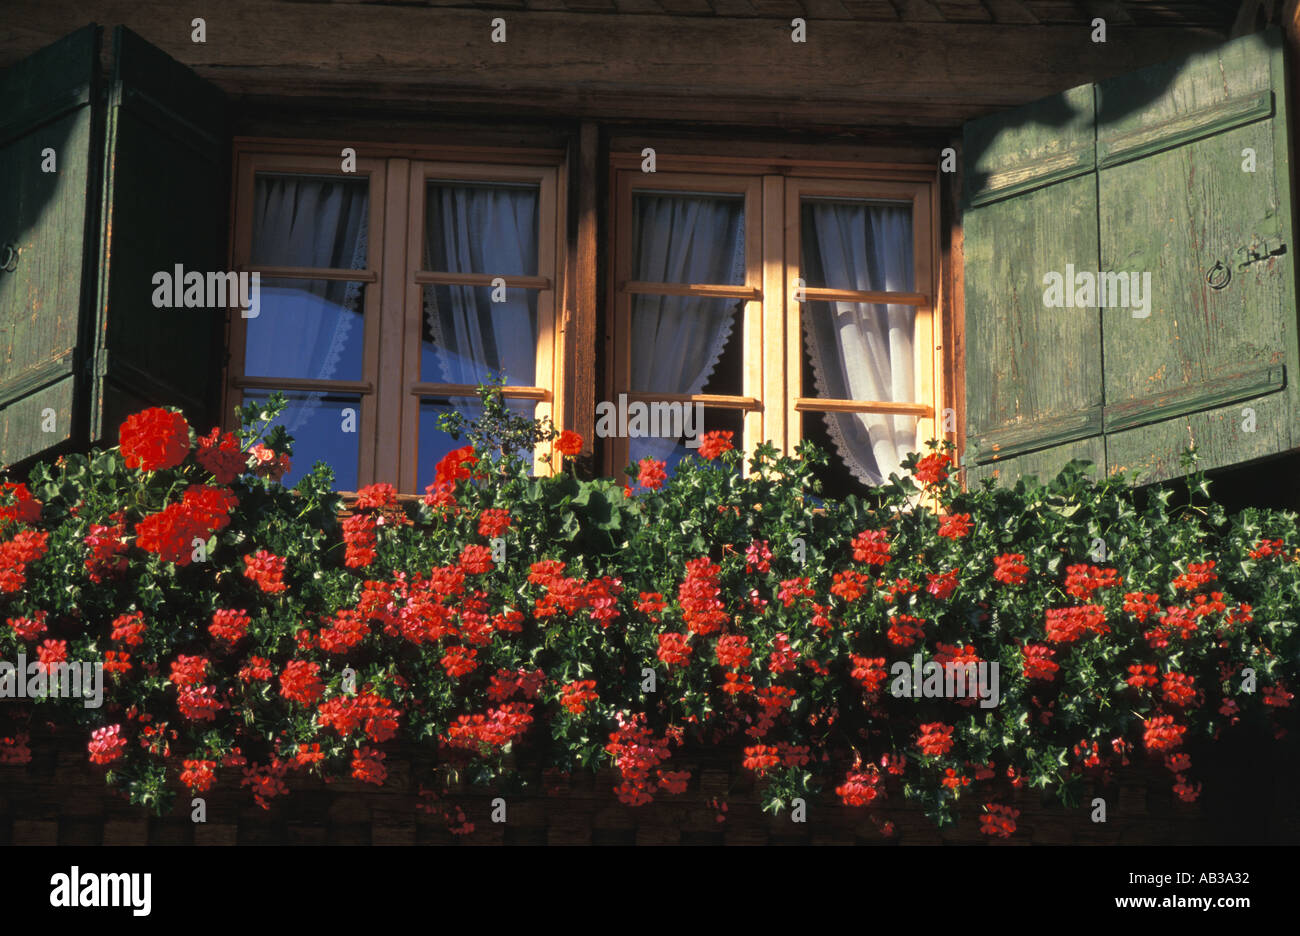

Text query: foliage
(0, 386), (1297, 836)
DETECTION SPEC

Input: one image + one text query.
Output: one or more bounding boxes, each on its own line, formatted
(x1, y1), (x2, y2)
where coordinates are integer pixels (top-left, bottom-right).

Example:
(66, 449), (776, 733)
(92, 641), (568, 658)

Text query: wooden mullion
(567, 120), (600, 464)
(400, 160), (424, 493)
(762, 174), (786, 454)
(795, 398), (933, 416)
(233, 376), (373, 394)
(239, 264), (378, 283)
(624, 391), (759, 409)
(413, 272), (550, 289)
(802, 287), (929, 306)
(622, 281), (760, 299)
(374, 157), (408, 488)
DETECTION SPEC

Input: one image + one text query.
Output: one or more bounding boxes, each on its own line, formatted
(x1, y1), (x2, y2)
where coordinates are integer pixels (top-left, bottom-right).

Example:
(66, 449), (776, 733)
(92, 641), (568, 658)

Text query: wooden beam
(565, 121), (600, 460)
(0, 1), (1231, 129)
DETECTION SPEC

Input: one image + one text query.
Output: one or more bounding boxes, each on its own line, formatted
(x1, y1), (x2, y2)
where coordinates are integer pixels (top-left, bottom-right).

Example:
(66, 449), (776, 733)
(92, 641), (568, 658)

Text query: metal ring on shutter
(1205, 260), (1231, 290)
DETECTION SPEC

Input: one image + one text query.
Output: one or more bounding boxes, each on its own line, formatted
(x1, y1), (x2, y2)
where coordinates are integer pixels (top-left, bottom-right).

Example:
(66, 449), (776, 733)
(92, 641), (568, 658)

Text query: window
(608, 162), (938, 493)
(227, 149), (565, 493)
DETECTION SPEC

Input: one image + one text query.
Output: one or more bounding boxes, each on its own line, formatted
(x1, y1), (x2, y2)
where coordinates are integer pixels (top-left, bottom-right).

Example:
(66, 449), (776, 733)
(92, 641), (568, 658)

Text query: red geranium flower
(243, 550), (287, 593)
(196, 427), (245, 484)
(916, 722), (955, 757)
(980, 803), (1019, 838)
(119, 407), (191, 471)
(993, 553), (1028, 585)
(88, 725), (128, 765)
(555, 430), (583, 457)
(913, 452), (951, 486)
(636, 457), (668, 491)
(937, 512), (972, 539)
(698, 430), (734, 460)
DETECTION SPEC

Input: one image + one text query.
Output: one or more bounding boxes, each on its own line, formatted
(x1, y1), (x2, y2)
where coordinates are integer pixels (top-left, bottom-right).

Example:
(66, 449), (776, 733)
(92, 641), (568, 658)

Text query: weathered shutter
(0, 25), (103, 466)
(961, 27), (1299, 487)
(0, 25), (230, 471)
(961, 84), (1106, 484)
(1098, 29), (1297, 482)
(93, 26), (230, 441)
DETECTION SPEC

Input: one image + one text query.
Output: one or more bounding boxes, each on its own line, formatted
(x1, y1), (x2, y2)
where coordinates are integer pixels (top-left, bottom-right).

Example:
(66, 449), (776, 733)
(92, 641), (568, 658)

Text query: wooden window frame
(227, 152), (388, 488)
(225, 142), (568, 494)
(606, 154), (941, 480)
(609, 171), (765, 474)
(400, 161), (563, 493)
(785, 176), (938, 454)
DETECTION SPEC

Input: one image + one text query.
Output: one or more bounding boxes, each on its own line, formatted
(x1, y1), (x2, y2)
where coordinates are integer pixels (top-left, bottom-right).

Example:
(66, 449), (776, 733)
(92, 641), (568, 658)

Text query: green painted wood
(961, 84), (1105, 483)
(0, 25), (102, 468)
(1097, 28), (1298, 480)
(964, 84), (1095, 207)
(93, 26), (230, 443)
(1105, 389), (1290, 484)
(965, 436), (1106, 489)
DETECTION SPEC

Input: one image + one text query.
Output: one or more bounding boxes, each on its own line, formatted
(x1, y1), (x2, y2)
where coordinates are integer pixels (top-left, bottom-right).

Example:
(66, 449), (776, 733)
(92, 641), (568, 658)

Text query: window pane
(421, 285), (537, 386)
(424, 181), (539, 276)
(418, 396), (537, 490)
(631, 192), (745, 285)
(630, 296), (743, 395)
(250, 174), (368, 269)
(244, 279), (365, 381)
(799, 199), (913, 292)
(628, 407), (743, 479)
(242, 391), (361, 491)
(800, 410), (918, 490)
(801, 299), (915, 403)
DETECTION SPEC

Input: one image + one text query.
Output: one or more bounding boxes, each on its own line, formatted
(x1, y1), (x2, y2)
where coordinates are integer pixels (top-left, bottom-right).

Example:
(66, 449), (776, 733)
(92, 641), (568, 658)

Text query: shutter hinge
(84, 349), (109, 378)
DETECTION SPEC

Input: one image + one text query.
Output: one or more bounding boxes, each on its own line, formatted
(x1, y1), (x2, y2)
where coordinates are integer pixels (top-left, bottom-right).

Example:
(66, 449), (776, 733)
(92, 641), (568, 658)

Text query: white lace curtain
(247, 175), (368, 433)
(629, 194), (746, 464)
(801, 202), (917, 485)
(423, 184), (538, 390)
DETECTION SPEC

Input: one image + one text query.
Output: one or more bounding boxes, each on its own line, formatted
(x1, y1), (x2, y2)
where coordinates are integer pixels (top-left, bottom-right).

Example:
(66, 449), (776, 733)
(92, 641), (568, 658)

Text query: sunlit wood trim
(622, 281), (759, 299)
(801, 287), (929, 306)
(795, 397), (933, 416)
(410, 384), (552, 402)
(623, 392), (760, 409)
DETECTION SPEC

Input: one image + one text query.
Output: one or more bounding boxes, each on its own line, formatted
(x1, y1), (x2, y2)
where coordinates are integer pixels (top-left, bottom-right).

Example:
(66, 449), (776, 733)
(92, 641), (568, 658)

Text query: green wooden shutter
(93, 26), (230, 441)
(961, 84), (1106, 484)
(1098, 29), (1297, 483)
(0, 25), (103, 466)
(0, 25), (230, 471)
(962, 28), (1299, 487)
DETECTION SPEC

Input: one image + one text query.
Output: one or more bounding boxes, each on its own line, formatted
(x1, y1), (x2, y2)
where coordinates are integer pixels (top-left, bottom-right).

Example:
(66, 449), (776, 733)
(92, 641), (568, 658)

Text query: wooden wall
(3, 0), (1232, 131)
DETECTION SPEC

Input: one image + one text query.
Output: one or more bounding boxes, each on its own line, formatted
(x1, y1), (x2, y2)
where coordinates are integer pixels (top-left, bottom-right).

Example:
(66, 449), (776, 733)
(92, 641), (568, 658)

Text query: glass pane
(424, 181), (539, 276)
(801, 299), (916, 403)
(630, 296), (743, 395)
(800, 410), (918, 491)
(799, 199), (913, 292)
(631, 192), (745, 285)
(628, 407), (743, 480)
(250, 174), (368, 269)
(418, 396), (537, 490)
(242, 391), (361, 491)
(420, 285), (537, 386)
(244, 279), (365, 381)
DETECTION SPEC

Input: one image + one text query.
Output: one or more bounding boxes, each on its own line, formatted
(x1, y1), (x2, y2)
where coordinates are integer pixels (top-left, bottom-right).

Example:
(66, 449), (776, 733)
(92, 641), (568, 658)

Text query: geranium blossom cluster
(0, 402), (1294, 842)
